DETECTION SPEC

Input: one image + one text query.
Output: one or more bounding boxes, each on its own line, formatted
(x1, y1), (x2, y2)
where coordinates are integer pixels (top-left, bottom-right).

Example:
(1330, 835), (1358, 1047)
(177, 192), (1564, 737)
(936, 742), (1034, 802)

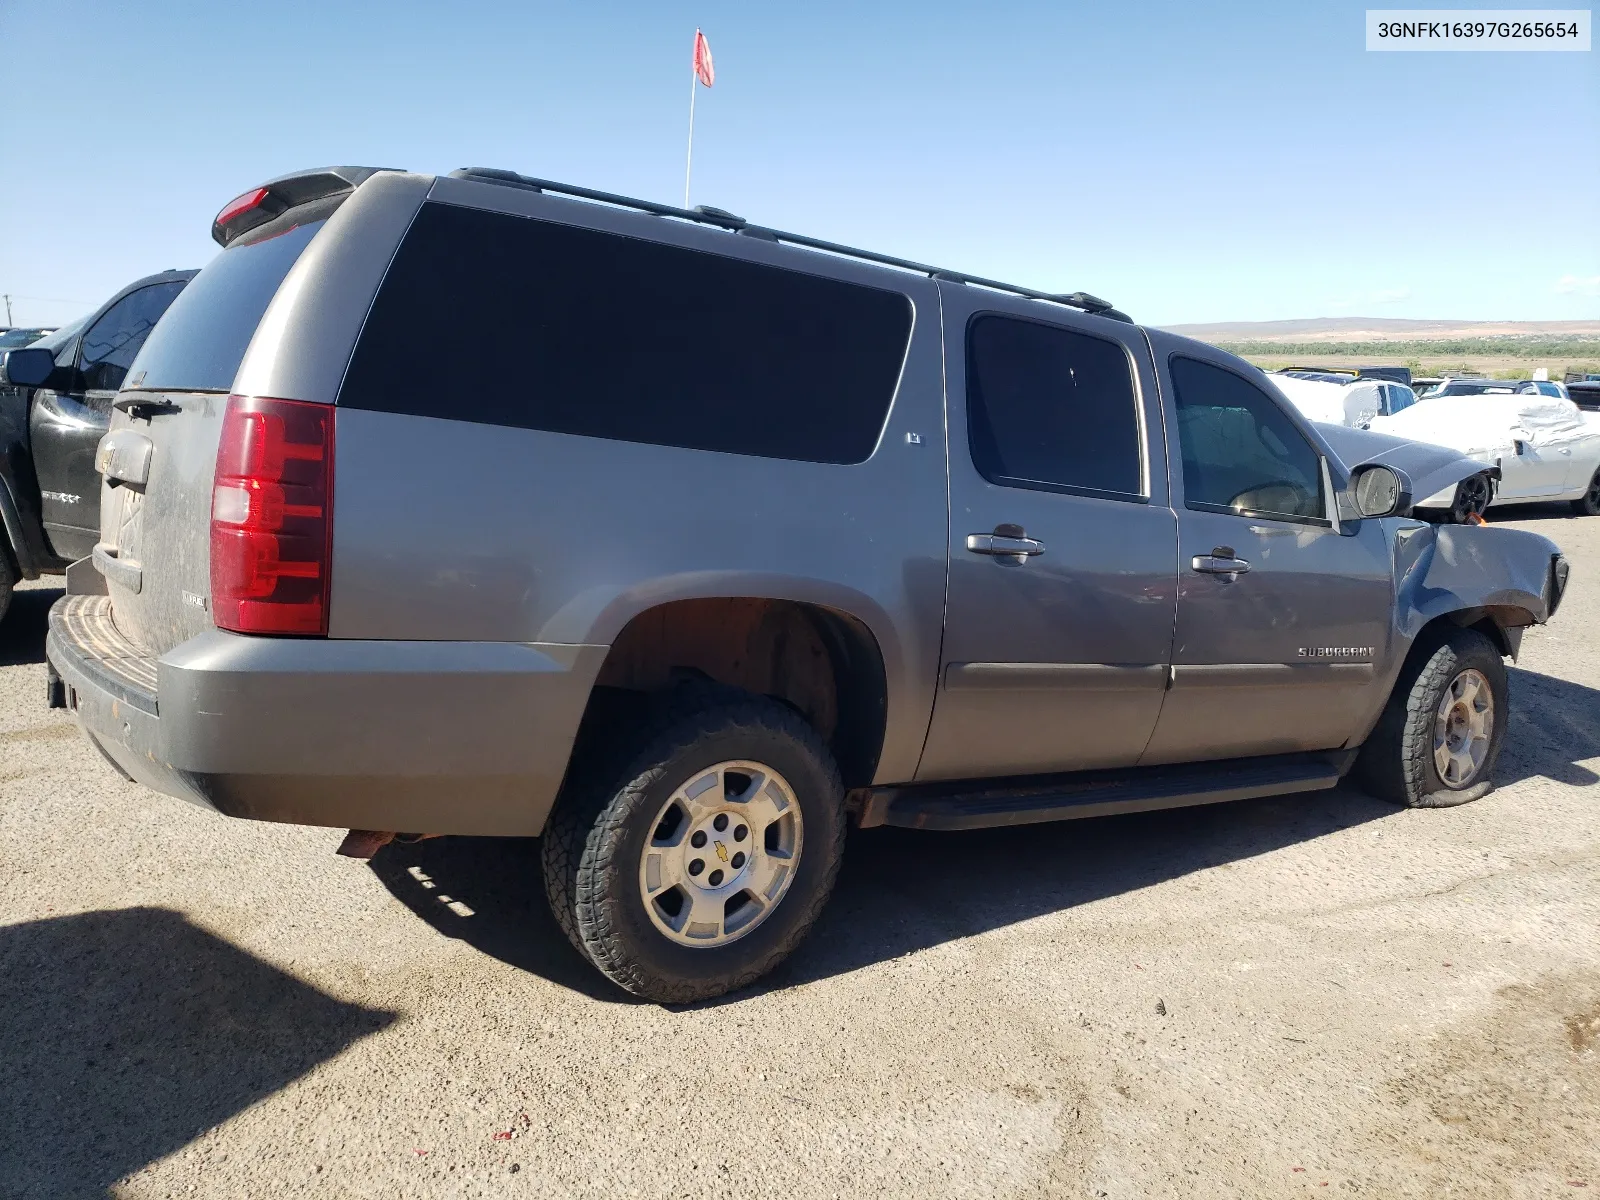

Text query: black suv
(0, 269), (194, 622)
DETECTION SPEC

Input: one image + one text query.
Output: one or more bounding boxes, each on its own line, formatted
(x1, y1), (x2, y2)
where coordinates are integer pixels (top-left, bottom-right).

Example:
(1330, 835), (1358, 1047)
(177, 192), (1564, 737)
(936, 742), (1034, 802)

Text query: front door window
(79, 281), (188, 395)
(1169, 357), (1325, 524)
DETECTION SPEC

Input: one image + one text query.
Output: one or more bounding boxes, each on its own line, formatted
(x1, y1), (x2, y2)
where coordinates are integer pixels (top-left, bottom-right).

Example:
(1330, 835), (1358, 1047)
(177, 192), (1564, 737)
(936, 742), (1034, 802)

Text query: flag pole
(684, 32), (699, 209)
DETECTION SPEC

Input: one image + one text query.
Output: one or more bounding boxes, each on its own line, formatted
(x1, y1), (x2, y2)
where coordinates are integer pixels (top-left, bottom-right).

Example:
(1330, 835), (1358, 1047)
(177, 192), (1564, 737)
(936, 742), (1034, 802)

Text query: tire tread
(542, 691), (845, 1003)
(1356, 627), (1505, 808)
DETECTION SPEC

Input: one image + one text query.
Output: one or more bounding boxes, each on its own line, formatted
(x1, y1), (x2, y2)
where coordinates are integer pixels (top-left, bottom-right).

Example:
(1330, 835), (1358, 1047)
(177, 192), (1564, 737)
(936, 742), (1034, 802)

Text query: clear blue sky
(1, 0), (1595, 329)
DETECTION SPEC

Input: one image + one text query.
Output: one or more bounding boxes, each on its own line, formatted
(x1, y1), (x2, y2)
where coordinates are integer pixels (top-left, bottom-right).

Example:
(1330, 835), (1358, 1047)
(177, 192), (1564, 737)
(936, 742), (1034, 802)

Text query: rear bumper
(46, 595), (606, 836)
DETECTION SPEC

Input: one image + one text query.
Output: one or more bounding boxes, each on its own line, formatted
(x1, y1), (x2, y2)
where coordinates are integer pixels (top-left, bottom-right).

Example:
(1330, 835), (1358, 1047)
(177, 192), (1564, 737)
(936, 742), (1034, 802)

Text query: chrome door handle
(1192, 552), (1251, 576)
(967, 533), (1045, 558)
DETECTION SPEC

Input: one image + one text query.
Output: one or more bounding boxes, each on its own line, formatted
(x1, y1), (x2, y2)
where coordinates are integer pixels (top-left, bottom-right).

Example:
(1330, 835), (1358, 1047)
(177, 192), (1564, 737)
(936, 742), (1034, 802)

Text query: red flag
(693, 30), (715, 87)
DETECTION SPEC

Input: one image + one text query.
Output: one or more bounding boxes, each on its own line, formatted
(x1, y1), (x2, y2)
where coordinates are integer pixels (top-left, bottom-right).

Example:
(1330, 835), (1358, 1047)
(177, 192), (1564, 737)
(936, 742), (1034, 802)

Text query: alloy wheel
(1433, 668), (1495, 787)
(638, 760), (804, 947)
(1454, 475), (1491, 522)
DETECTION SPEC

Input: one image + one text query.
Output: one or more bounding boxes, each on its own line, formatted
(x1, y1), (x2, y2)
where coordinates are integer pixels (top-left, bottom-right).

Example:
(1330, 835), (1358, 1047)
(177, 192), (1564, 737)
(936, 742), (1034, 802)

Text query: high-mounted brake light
(215, 186), (270, 229)
(209, 168), (387, 246)
(211, 186), (289, 246)
(211, 396), (334, 636)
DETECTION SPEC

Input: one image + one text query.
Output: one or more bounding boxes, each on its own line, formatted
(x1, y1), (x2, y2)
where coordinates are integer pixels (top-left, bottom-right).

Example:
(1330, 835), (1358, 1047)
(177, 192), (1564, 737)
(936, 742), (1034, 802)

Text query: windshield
(0, 328), (52, 350)
(1281, 370), (1356, 384)
(125, 220), (326, 392)
(1436, 381), (1517, 397)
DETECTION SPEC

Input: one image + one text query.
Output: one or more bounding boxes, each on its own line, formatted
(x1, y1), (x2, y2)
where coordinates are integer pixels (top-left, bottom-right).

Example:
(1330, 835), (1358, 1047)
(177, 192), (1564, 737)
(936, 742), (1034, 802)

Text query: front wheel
(1571, 468), (1600, 516)
(1447, 473), (1493, 523)
(542, 693), (846, 1003)
(1355, 628), (1508, 808)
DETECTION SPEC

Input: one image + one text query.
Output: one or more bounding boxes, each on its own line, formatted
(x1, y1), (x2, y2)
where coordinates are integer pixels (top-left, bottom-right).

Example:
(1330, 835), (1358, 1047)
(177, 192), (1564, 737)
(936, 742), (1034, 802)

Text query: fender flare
(0, 436), (47, 579)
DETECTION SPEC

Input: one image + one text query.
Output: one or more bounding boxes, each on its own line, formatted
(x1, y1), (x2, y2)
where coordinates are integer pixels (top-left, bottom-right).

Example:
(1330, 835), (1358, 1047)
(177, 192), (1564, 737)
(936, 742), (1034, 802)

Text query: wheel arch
(584, 595), (890, 790)
(0, 434), (46, 579)
(1411, 606), (1526, 662)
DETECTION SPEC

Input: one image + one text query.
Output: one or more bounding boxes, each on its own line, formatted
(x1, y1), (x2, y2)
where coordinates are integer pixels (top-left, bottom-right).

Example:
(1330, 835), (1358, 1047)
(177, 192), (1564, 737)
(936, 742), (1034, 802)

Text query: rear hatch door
(98, 215), (331, 658)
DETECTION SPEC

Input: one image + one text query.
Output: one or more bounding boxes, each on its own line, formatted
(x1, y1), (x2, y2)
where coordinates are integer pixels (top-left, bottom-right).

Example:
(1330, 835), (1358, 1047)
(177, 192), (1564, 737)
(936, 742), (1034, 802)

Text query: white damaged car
(1269, 374), (1600, 520)
(1370, 393), (1600, 517)
(1269, 373), (1414, 429)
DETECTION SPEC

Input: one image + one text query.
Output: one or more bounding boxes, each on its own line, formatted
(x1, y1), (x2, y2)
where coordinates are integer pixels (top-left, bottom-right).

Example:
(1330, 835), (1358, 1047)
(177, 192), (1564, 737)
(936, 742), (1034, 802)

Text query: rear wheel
(1356, 628), (1508, 808)
(542, 692), (846, 1003)
(1571, 468), (1600, 516)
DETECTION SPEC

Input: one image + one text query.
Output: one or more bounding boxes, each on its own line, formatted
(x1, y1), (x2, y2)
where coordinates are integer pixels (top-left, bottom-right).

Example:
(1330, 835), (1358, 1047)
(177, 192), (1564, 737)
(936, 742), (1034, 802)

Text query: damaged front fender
(1391, 521), (1567, 659)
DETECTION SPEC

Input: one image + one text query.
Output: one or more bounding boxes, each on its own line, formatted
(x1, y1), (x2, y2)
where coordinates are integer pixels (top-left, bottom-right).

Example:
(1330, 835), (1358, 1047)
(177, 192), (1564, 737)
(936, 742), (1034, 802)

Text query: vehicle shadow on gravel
(370, 837), (624, 1003)
(1487, 501), (1587, 523)
(370, 665), (1600, 1006)
(0, 583), (60, 668)
(1501, 666), (1600, 787)
(0, 907), (396, 1195)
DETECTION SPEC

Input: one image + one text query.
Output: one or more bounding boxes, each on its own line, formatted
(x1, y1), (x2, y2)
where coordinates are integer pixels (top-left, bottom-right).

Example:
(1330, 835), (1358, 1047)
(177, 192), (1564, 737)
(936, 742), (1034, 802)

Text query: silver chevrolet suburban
(46, 166), (1570, 1003)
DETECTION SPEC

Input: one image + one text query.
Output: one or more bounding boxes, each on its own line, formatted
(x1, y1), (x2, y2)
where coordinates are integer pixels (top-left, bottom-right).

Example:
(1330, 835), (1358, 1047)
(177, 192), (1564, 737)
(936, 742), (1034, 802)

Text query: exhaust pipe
(335, 830), (442, 859)
(336, 830), (395, 859)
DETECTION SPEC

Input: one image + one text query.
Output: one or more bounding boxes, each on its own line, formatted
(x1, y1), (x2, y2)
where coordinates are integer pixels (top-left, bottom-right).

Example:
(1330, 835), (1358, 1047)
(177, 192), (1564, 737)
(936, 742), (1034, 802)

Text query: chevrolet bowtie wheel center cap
(638, 760), (804, 948)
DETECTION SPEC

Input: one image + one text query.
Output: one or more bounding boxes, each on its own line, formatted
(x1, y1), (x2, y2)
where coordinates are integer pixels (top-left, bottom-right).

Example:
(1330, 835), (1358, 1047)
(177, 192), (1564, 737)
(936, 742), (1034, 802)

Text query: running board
(858, 750), (1358, 832)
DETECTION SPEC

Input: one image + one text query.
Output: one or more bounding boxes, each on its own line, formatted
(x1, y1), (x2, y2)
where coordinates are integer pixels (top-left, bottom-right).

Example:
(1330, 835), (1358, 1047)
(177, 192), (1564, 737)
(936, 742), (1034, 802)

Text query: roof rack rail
(448, 167), (1131, 323)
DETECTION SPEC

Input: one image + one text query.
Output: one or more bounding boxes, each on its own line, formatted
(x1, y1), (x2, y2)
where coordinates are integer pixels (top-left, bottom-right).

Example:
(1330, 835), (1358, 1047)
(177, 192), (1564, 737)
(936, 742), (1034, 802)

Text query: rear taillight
(210, 395), (333, 636)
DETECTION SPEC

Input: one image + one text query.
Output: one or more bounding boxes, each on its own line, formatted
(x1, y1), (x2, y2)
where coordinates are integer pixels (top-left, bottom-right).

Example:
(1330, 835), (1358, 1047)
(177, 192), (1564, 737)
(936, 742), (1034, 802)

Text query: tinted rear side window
(127, 220), (325, 392)
(966, 314), (1142, 499)
(339, 202), (914, 464)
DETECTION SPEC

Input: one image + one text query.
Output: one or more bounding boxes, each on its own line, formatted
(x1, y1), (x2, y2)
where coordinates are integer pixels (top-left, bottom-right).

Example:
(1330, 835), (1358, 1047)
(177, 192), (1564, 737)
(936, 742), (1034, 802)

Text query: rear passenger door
(917, 291), (1178, 782)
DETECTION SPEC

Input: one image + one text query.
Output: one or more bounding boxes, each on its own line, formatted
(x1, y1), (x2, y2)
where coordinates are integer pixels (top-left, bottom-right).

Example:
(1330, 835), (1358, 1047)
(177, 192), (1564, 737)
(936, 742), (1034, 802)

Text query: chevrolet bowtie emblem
(714, 841), (729, 863)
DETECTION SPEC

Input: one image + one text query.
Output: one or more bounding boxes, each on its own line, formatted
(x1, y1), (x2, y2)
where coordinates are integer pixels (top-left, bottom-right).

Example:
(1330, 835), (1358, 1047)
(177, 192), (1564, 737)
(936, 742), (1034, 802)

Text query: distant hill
(1165, 318), (1600, 342)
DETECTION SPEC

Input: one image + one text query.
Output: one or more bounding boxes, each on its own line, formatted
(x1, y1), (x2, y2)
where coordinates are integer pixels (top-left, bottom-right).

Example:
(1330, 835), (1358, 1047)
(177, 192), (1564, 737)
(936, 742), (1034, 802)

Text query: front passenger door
(1140, 351), (1394, 765)
(30, 281), (186, 560)
(1497, 402), (1572, 499)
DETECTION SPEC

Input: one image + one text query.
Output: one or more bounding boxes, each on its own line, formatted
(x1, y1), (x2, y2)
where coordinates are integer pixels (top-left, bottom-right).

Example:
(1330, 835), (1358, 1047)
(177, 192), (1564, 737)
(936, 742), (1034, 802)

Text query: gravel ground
(1, 508), (1596, 1200)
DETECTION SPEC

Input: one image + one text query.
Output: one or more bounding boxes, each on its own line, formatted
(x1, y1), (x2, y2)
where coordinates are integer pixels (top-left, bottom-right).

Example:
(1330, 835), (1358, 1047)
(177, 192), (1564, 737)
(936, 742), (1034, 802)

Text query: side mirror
(1348, 464), (1413, 519)
(0, 346), (57, 388)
